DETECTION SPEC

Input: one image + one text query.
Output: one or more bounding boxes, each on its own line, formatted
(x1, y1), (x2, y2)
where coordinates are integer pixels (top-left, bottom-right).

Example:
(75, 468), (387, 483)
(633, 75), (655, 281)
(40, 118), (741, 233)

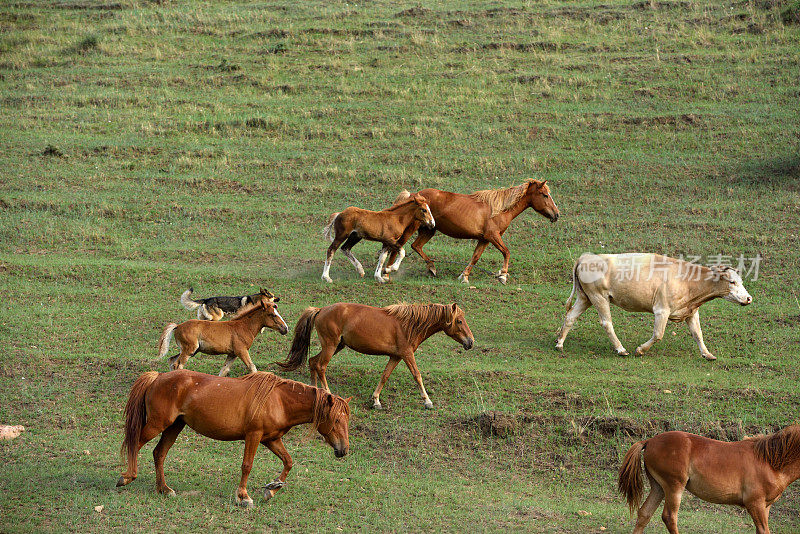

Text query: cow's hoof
(321, 275), (333, 283)
(236, 496), (254, 508)
(703, 353), (717, 361)
(372, 401), (383, 410)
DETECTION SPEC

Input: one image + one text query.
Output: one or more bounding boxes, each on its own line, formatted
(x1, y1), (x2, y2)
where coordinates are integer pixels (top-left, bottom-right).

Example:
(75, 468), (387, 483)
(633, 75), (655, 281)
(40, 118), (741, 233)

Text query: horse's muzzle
(462, 338), (474, 350)
(334, 448), (348, 458)
(550, 212), (560, 222)
(278, 325), (289, 335)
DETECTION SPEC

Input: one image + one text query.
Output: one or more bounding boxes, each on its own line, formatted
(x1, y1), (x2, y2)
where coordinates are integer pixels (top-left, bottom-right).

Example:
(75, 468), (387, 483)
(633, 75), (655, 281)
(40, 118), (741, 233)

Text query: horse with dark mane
(276, 302), (474, 410)
(618, 426), (800, 533)
(321, 192), (435, 283)
(388, 180), (559, 284)
(117, 370), (351, 507)
(158, 299), (288, 376)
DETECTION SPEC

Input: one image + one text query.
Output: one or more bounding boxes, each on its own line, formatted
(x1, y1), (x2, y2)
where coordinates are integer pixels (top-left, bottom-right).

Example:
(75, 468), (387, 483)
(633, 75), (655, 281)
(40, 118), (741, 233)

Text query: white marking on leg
(374, 249), (389, 283)
(321, 258), (333, 282)
(343, 249), (365, 277)
(386, 247), (405, 273)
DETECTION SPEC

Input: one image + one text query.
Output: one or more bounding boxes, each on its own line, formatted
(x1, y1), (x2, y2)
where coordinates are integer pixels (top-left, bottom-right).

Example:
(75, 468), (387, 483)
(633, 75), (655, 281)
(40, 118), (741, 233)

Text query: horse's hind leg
(310, 339), (344, 393)
(172, 337), (198, 371)
(153, 418), (186, 497)
(660, 483), (686, 534)
(632, 470), (664, 534)
(458, 240), (489, 284)
(411, 227), (437, 276)
(262, 438), (293, 501)
(340, 234), (365, 277)
(118, 418), (172, 487)
(218, 354), (238, 377)
(322, 235), (347, 283)
(372, 357), (401, 409)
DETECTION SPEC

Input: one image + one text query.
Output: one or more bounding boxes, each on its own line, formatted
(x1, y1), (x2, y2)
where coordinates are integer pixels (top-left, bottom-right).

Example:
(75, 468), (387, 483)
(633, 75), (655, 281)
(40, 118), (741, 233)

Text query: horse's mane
(383, 302), (451, 339)
(229, 299), (267, 320)
(470, 179), (536, 217)
(386, 191), (418, 211)
(752, 425), (800, 471)
(240, 372), (289, 422)
(311, 388), (351, 433)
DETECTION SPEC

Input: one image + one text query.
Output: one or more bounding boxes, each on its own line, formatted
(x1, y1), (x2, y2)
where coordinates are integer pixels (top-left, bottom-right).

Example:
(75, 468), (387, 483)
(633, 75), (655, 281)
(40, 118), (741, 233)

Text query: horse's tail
(618, 440), (647, 515)
(323, 213), (340, 242)
(158, 323), (178, 359)
(392, 189), (412, 206)
(565, 259), (581, 311)
(275, 307), (321, 371)
(120, 371), (160, 470)
(180, 288), (201, 311)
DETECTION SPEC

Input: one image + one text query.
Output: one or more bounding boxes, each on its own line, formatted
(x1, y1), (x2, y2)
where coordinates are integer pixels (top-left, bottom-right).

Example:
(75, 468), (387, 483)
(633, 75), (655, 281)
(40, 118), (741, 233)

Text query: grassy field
(1, 0), (799, 531)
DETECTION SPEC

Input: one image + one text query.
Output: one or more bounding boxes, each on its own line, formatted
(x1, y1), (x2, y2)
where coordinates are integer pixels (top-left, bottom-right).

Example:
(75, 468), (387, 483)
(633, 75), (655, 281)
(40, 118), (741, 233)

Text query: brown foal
(619, 427), (800, 533)
(276, 302), (474, 410)
(392, 180), (559, 284)
(117, 370), (351, 506)
(158, 299), (289, 376)
(321, 192), (435, 283)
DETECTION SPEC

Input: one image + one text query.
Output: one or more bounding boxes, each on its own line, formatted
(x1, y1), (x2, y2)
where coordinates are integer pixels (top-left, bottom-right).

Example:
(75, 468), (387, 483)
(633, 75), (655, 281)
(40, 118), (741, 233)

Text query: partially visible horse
(321, 192), (435, 283)
(158, 299), (288, 376)
(388, 180), (559, 284)
(618, 426), (800, 533)
(276, 302), (474, 410)
(117, 370), (351, 507)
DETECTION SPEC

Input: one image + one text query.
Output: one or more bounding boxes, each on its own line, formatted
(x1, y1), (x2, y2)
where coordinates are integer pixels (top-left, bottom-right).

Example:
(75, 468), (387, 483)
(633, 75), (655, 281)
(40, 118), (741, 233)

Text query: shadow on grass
(735, 156), (800, 190)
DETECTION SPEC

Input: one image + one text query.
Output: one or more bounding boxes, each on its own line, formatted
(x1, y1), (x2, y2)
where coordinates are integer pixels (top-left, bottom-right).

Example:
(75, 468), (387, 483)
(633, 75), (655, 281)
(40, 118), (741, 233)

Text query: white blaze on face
(577, 253), (608, 284)
(723, 269), (752, 305)
(274, 308), (288, 330)
(425, 205), (435, 228)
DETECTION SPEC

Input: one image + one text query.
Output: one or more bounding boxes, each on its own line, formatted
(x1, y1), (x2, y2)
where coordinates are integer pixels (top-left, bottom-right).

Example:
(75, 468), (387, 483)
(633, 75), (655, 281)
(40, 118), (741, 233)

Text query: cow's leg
(374, 247), (391, 283)
(685, 310), (715, 360)
(340, 234), (364, 277)
(486, 232), (511, 284)
(555, 292), (591, 351)
(458, 240), (489, 284)
(411, 227), (437, 276)
(589, 295), (628, 355)
(262, 438), (293, 501)
(372, 357), (401, 410)
(322, 235), (346, 283)
(636, 308), (669, 355)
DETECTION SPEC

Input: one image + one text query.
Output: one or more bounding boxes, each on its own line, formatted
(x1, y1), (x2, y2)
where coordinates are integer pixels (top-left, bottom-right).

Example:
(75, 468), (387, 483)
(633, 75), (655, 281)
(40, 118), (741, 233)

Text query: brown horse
(276, 302), (474, 410)
(158, 299), (289, 376)
(117, 370), (351, 506)
(390, 180), (559, 284)
(618, 427), (800, 533)
(321, 192), (435, 283)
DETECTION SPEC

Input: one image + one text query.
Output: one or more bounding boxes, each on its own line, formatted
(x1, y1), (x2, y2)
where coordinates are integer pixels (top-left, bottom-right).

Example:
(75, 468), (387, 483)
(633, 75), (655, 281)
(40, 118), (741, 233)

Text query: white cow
(555, 253), (752, 360)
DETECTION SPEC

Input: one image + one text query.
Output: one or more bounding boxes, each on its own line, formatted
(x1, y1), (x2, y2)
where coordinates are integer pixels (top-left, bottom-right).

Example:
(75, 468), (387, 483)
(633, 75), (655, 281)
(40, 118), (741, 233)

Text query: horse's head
(260, 301), (289, 334)
(527, 180), (559, 222)
(443, 303), (474, 350)
(411, 194), (436, 229)
(318, 394), (352, 458)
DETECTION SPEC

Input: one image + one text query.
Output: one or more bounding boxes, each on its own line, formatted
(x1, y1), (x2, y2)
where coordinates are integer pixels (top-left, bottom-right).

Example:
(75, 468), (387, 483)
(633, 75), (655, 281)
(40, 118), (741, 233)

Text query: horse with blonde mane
(117, 370), (351, 507)
(321, 192), (435, 283)
(158, 299), (288, 376)
(387, 180), (559, 284)
(276, 302), (474, 410)
(618, 426), (800, 533)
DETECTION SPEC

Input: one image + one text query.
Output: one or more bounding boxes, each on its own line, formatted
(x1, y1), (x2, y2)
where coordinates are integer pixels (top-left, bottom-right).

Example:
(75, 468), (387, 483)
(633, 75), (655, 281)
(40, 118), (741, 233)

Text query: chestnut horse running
(618, 427), (800, 533)
(117, 370), (350, 507)
(321, 192), (435, 283)
(276, 302), (474, 410)
(390, 180), (559, 284)
(158, 299), (289, 376)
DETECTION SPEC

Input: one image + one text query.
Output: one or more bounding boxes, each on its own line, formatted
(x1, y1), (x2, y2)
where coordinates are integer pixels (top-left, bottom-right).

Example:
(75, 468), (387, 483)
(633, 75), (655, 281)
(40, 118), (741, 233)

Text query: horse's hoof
(703, 353), (717, 361)
(116, 476), (128, 487)
(458, 274), (469, 284)
(635, 346), (646, 356)
(555, 344), (564, 352)
(358, 270), (365, 278)
(264, 480), (284, 491)
(428, 268), (437, 277)
(236, 496), (254, 508)
(159, 487), (176, 497)
(321, 275), (333, 283)
(372, 401), (383, 410)
(617, 348), (629, 356)
(497, 272), (508, 285)
(424, 401), (434, 409)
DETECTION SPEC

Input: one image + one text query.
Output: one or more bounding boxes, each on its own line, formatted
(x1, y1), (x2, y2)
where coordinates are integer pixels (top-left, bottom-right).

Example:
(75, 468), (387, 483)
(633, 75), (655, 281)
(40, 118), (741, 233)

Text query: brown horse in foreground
(117, 370), (351, 506)
(618, 427), (800, 533)
(276, 302), (474, 410)
(321, 192), (435, 283)
(158, 299), (289, 376)
(390, 180), (559, 284)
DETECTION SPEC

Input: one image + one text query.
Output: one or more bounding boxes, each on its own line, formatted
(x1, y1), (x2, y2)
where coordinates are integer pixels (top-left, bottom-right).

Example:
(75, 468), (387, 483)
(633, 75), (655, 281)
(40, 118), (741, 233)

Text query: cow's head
(713, 267), (752, 306)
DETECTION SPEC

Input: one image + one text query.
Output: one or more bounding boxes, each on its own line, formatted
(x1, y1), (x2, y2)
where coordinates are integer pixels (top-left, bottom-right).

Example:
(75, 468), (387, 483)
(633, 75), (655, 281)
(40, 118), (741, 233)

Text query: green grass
(1, 0), (799, 532)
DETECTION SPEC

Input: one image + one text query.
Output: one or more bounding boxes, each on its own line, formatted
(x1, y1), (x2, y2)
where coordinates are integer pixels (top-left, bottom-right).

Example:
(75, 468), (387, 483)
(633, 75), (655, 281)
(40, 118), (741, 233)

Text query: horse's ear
(538, 180), (548, 189)
(451, 302), (458, 313)
(344, 396), (352, 404)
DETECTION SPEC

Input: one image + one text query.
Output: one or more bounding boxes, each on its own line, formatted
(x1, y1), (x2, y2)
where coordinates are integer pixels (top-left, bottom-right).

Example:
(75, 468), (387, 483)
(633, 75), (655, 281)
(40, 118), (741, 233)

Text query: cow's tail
(322, 213), (340, 243)
(618, 440), (647, 516)
(119, 371), (160, 481)
(565, 259), (581, 311)
(275, 307), (321, 371)
(180, 288), (201, 311)
(158, 323), (178, 359)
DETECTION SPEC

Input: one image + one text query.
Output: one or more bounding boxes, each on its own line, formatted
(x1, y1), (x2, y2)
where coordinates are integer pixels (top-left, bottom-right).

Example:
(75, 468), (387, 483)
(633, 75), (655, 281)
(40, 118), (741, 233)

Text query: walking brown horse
(618, 427), (800, 533)
(276, 302), (474, 409)
(158, 299), (289, 376)
(321, 192), (435, 283)
(117, 370), (351, 506)
(389, 180), (559, 284)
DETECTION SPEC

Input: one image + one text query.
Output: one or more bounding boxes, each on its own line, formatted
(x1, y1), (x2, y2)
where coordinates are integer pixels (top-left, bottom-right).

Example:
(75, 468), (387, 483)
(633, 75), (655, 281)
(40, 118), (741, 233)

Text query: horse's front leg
(236, 432), (262, 508)
(262, 438), (293, 501)
(374, 247), (391, 283)
(411, 227), (437, 276)
(384, 247), (406, 274)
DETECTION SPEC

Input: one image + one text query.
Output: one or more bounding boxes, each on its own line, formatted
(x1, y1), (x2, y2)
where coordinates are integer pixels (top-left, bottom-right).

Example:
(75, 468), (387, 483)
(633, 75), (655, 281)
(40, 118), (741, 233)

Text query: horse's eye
(457, 320), (462, 325)
(542, 193), (549, 198)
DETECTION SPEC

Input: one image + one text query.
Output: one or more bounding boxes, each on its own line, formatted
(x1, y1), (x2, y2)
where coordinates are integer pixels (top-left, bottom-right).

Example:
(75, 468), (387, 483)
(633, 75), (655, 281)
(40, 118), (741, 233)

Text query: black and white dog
(180, 287), (279, 320)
